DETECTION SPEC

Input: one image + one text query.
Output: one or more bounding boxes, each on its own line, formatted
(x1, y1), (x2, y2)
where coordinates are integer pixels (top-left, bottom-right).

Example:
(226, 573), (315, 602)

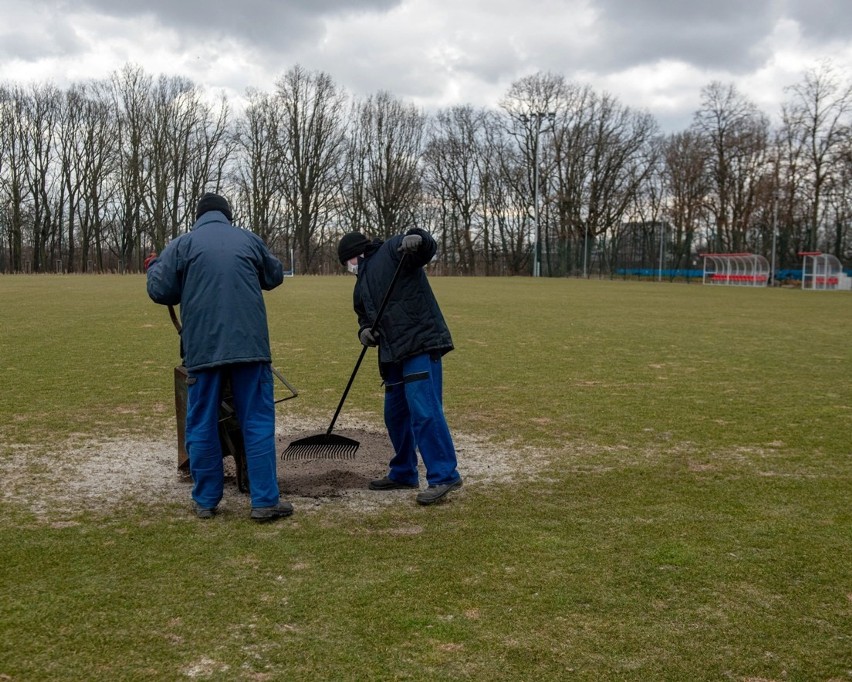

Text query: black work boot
(415, 478), (463, 506)
(250, 501), (294, 522)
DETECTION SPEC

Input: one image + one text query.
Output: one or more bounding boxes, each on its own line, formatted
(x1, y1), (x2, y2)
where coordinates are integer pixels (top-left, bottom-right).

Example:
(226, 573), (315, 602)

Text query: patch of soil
(276, 427), (394, 499)
(2, 415), (546, 521)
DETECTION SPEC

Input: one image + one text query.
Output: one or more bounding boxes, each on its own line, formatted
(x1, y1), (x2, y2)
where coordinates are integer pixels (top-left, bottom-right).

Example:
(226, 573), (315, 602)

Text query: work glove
(398, 234), (422, 254)
(359, 327), (379, 347)
(144, 251), (158, 272)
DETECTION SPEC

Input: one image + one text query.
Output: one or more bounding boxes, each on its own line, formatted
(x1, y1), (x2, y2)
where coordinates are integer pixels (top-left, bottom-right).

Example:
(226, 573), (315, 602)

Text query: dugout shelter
(799, 251), (849, 290)
(701, 253), (769, 287)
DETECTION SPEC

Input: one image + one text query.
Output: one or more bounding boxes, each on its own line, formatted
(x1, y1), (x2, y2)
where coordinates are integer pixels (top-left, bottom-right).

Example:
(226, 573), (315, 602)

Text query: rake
(282, 253), (407, 460)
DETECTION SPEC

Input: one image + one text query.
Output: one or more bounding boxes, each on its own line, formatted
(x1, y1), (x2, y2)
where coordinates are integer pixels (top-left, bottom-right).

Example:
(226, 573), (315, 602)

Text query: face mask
(347, 260), (359, 275)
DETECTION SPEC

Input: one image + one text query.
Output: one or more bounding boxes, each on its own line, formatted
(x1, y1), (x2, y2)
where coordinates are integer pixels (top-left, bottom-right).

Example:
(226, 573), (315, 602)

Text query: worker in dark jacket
(337, 227), (463, 505)
(146, 192), (292, 522)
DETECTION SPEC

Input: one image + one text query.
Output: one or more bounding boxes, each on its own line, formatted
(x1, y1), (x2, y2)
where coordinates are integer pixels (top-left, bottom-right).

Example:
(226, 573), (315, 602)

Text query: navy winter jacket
(146, 211), (283, 371)
(354, 228), (453, 365)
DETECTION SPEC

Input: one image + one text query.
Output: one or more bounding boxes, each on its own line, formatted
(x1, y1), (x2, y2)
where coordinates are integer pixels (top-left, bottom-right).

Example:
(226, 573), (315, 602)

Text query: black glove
(398, 234), (422, 254)
(359, 327), (379, 347)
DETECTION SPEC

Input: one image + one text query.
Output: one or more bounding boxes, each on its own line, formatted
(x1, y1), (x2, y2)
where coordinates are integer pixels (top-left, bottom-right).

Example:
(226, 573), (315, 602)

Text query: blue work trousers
(185, 362), (280, 509)
(383, 353), (460, 487)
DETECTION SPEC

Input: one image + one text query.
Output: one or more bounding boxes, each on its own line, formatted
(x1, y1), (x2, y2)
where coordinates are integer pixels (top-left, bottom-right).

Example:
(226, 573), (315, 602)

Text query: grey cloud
(787, 0), (852, 42)
(26, 0), (403, 53)
(457, 40), (534, 86)
(3, 0), (851, 135)
(585, 0), (776, 72)
(327, 50), (438, 103)
(0, 14), (85, 62)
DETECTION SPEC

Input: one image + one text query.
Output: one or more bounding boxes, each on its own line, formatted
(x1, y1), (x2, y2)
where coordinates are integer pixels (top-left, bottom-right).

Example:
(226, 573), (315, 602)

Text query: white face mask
(347, 259), (359, 275)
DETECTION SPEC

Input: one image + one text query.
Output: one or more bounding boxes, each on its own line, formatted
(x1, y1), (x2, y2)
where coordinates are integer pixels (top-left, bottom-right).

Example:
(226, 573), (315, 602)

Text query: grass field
(0, 274), (850, 680)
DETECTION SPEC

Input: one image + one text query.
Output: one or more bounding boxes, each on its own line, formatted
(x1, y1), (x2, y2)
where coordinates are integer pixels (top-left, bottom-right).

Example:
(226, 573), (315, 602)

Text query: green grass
(1, 275), (850, 680)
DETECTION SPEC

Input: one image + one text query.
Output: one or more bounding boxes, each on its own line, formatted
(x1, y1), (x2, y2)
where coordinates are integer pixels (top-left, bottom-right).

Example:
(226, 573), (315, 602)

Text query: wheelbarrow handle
(168, 305), (182, 333)
(167, 305), (298, 403)
(272, 366), (299, 402)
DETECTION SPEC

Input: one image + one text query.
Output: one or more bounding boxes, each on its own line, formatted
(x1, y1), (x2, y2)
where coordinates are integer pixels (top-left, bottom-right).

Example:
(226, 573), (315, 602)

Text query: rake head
(281, 433), (360, 460)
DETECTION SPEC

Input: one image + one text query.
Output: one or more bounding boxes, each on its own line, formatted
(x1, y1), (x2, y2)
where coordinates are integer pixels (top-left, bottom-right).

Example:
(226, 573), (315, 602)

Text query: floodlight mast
(770, 189), (779, 286)
(521, 112), (555, 277)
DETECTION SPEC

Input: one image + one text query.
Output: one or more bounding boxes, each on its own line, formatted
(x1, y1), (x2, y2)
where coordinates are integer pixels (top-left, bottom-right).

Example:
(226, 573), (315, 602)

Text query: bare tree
(423, 105), (490, 273)
(21, 83), (61, 272)
(142, 74), (200, 253)
(109, 64), (152, 270)
(184, 94), (232, 234)
(548, 85), (596, 273)
(660, 130), (711, 268)
(233, 88), (287, 249)
(3, 61), (851, 276)
(0, 85), (30, 271)
(57, 84), (92, 272)
(58, 82), (113, 272)
(0, 86), (6, 271)
(75, 81), (117, 272)
(501, 73), (658, 276)
(486, 122), (530, 275)
(275, 65), (347, 272)
(344, 91), (426, 239)
(781, 62), (852, 253)
(829, 133), (852, 259)
(582, 95), (659, 274)
(692, 82), (771, 253)
(474, 110), (514, 274)
(500, 72), (568, 274)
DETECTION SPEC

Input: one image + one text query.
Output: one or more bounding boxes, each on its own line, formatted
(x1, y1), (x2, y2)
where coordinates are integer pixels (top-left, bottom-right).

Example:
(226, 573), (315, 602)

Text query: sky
(1, 0), (851, 132)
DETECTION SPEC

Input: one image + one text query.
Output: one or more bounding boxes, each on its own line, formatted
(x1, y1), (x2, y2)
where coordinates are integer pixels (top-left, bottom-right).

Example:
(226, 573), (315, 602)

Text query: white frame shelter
(799, 251), (846, 290)
(702, 253), (769, 287)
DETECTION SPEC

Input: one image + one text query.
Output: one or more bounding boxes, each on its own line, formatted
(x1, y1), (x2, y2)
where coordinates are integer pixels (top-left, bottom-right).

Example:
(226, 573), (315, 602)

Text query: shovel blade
(281, 433), (360, 460)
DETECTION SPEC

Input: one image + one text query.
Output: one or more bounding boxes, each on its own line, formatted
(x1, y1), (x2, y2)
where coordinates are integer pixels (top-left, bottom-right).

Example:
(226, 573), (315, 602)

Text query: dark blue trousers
(383, 353), (461, 487)
(185, 362), (280, 509)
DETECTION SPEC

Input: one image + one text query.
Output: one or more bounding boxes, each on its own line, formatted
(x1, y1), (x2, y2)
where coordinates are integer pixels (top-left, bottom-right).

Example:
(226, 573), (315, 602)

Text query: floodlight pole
(521, 111), (555, 278)
(658, 221), (665, 282)
(533, 126), (541, 278)
(770, 190), (778, 286)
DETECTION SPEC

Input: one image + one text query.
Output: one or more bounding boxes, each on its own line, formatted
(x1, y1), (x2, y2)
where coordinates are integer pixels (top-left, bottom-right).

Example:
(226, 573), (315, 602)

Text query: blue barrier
(775, 269), (852, 280)
(616, 268), (852, 281)
(615, 268), (704, 278)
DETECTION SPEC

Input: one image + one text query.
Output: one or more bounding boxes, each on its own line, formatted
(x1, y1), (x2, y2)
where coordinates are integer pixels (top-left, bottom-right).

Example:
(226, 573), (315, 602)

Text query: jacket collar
(364, 239), (383, 257)
(192, 210), (232, 231)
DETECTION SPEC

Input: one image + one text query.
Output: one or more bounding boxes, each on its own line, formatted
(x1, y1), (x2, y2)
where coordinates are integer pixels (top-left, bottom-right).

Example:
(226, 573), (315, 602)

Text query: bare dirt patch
(2, 414), (547, 521)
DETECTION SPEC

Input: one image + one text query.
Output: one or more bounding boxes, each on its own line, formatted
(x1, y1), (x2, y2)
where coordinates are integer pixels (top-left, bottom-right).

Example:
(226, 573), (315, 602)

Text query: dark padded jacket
(353, 228), (453, 365)
(146, 210), (283, 371)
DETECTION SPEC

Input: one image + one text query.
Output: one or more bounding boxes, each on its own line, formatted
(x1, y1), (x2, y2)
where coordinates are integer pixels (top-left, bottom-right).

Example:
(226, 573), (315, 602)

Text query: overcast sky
(1, 0), (851, 132)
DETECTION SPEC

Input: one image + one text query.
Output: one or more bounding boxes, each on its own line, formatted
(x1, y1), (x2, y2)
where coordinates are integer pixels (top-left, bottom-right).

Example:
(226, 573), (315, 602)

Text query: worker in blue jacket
(146, 192), (292, 522)
(337, 227), (463, 505)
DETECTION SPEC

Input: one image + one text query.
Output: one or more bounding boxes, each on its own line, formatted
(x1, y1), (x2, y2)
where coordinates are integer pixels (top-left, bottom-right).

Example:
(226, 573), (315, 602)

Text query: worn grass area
(0, 274), (850, 680)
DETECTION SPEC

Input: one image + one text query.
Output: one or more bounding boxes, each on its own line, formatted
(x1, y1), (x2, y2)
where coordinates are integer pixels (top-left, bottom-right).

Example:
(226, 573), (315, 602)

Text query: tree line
(1, 62), (850, 276)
